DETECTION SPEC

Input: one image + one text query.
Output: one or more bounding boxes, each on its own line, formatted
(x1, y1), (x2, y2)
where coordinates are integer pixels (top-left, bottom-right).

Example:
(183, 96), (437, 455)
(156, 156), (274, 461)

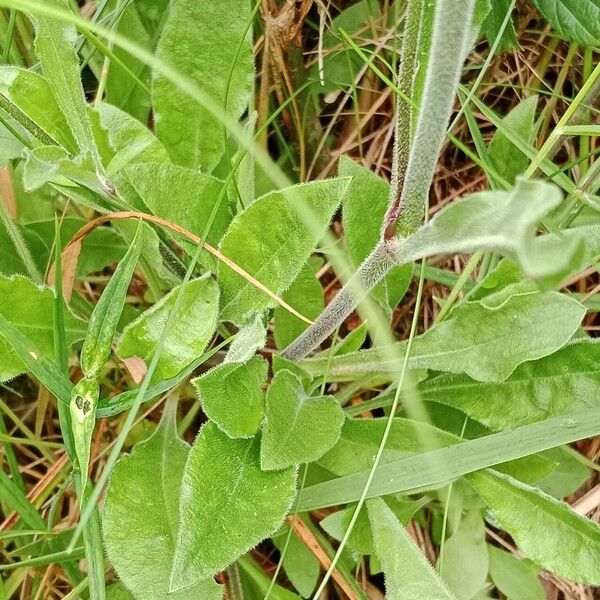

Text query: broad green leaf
(438, 511), (489, 599)
(481, 0), (518, 50)
(0, 66), (76, 151)
(171, 422), (296, 588)
(421, 340), (600, 431)
(340, 156), (413, 311)
(115, 163), (231, 248)
(91, 102), (169, 176)
(219, 179), (348, 323)
(488, 95), (538, 185)
(274, 259), (324, 350)
(468, 469), (600, 584)
(537, 447), (589, 499)
(106, 583), (135, 600)
(31, 0), (98, 158)
(70, 377), (99, 493)
(273, 522), (320, 598)
(0, 275), (86, 382)
(105, 0), (168, 124)
(80, 228), (141, 379)
(117, 275), (219, 382)
(333, 321), (368, 355)
(488, 545), (545, 600)
(394, 178), (586, 287)
(193, 355), (267, 438)
(300, 292), (585, 383)
(531, 0), (600, 46)
(104, 406), (223, 600)
(320, 503), (375, 555)
(318, 417), (456, 477)
(261, 370), (345, 470)
(153, 0), (254, 171)
(297, 408), (600, 511)
(367, 497), (457, 600)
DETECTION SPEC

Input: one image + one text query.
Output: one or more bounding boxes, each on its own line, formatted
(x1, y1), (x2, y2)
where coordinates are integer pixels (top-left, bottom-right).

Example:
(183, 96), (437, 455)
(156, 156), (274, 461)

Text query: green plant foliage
(367, 497), (458, 599)
(219, 179), (349, 323)
(299, 291), (585, 383)
(70, 377), (99, 489)
(274, 258), (324, 349)
(153, 0), (254, 171)
(0, 275), (86, 382)
(468, 469), (600, 584)
(488, 545), (545, 600)
(117, 275), (219, 382)
(421, 340), (600, 430)
(171, 422), (297, 589)
(225, 313), (266, 362)
(104, 407), (223, 600)
(488, 95), (538, 185)
(320, 503), (375, 555)
(438, 511), (489, 599)
(0, 66), (76, 150)
(31, 0), (98, 158)
(115, 163), (231, 247)
(481, 0), (518, 50)
(260, 370), (345, 470)
(340, 156), (413, 311)
(237, 554), (301, 600)
(194, 355), (267, 438)
(531, 0), (600, 46)
(80, 231), (141, 379)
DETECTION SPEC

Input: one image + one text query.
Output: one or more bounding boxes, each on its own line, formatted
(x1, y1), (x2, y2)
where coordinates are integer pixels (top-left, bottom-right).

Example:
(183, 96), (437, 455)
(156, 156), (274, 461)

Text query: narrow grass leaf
(153, 0), (253, 171)
(367, 497), (458, 600)
(194, 355), (267, 438)
(468, 469), (600, 584)
(117, 275), (219, 382)
(260, 370), (345, 470)
(172, 421), (297, 589)
(104, 405), (223, 599)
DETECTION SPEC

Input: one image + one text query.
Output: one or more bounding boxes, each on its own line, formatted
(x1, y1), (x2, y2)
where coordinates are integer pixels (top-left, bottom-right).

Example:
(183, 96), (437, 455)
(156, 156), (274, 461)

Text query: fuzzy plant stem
(283, 0), (476, 361)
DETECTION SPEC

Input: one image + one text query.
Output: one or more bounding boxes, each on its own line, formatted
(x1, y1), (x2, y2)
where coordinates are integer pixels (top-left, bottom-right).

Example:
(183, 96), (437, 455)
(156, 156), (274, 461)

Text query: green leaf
(421, 339), (600, 431)
(106, 583), (135, 600)
(193, 355), (267, 438)
(537, 447), (589, 499)
(117, 275), (219, 383)
(531, 0), (600, 46)
(300, 292), (585, 383)
(367, 497), (458, 600)
(237, 554), (301, 600)
(225, 313), (267, 363)
(395, 178), (586, 287)
(153, 0), (254, 171)
(297, 408), (600, 511)
(171, 421), (297, 589)
(80, 229), (141, 379)
(260, 370), (345, 470)
(104, 406), (223, 600)
(273, 522), (320, 598)
(320, 503), (375, 555)
(467, 469), (600, 584)
(219, 179), (348, 323)
(488, 545), (545, 600)
(115, 163), (231, 248)
(31, 0), (98, 158)
(481, 0), (518, 51)
(438, 511), (489, 599)
(0, 66), (76, 150)
(105, 0), (168, 124)
(274, 259), (324, 350)
(488, 95), (538, 185)
(0, 275), (86, 382)
(91, 102), (169, 177)
(340, 156), (413, 311)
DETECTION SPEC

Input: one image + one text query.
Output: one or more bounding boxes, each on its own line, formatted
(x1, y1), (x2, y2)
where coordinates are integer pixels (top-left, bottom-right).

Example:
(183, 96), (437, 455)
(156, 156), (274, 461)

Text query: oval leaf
(171, 422), (297, 589)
